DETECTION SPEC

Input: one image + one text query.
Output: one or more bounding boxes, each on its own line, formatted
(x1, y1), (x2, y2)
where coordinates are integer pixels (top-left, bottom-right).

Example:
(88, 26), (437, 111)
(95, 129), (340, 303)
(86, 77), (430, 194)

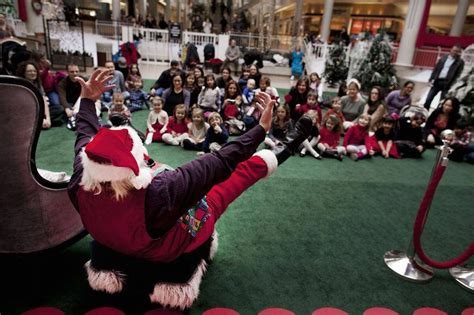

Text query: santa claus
(68, 69), (312, 311)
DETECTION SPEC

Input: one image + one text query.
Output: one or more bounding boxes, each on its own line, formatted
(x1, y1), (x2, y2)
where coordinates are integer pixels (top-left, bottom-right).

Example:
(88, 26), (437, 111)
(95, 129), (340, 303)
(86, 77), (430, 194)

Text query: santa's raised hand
(76, 68), (115, 101)
(255, 91), (275, 132)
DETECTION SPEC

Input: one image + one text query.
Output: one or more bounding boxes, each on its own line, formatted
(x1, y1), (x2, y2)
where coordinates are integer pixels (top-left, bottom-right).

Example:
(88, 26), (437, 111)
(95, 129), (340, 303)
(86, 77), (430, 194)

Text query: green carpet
(1, 98), (473, 315)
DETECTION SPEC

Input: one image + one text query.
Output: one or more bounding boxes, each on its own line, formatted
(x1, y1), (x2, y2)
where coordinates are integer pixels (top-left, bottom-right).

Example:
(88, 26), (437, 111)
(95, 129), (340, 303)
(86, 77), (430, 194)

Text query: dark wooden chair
(0, 75), (85, 254)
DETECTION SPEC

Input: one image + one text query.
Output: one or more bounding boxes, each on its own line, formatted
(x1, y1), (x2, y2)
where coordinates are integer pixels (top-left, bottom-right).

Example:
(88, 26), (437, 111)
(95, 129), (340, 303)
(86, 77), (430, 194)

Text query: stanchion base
(449, 265), (474, 292)
(384, 250), (434, 283)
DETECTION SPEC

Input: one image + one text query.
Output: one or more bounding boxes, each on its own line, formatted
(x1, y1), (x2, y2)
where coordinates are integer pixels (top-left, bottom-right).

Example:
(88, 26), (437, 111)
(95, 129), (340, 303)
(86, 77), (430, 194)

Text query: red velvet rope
(413, 164), (474, 269)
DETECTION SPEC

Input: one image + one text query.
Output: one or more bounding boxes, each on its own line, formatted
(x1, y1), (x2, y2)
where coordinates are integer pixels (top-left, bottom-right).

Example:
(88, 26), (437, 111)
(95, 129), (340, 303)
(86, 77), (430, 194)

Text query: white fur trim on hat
(347, 78), (361, 90)
(80, 126), (153, 189)
(253, 149), (278, 178)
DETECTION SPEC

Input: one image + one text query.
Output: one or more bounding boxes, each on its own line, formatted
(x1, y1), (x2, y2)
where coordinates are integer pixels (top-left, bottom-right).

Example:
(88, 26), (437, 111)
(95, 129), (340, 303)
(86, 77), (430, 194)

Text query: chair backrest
(0, 76), (85, 254)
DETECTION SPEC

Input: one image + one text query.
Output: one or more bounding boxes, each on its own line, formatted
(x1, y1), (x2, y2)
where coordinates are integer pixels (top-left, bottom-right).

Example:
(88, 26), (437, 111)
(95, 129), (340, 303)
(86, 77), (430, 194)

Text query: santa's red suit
(68, 98), (278, 309)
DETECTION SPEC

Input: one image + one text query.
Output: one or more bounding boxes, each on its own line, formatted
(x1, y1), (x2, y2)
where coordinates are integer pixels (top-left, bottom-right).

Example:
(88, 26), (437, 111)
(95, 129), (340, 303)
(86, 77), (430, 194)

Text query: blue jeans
(466, 142), (474, 164)
(46, 91), (65, 123)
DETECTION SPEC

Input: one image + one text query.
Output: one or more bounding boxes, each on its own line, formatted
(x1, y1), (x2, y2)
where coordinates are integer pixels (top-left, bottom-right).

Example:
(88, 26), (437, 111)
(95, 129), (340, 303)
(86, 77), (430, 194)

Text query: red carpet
(20, 306), (474, 314)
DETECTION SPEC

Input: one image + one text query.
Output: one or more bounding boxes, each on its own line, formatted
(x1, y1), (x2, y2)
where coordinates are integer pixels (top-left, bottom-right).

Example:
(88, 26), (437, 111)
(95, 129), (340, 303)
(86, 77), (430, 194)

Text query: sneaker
(336, 154), (344, 161)
(350, 153), (358, 161)
(312, 153), (322, 160)
(299, 151), (306, 157)
(66, 116), (76, 131)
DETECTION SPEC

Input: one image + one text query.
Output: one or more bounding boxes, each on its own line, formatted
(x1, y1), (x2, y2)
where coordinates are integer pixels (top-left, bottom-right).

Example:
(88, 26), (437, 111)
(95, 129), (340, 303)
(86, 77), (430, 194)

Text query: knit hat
(80, 126), (153, 190)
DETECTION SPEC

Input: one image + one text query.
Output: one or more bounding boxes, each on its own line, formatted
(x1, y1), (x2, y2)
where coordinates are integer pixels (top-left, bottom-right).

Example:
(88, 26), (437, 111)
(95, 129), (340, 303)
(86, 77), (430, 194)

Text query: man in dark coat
(424, 44), (464, 110)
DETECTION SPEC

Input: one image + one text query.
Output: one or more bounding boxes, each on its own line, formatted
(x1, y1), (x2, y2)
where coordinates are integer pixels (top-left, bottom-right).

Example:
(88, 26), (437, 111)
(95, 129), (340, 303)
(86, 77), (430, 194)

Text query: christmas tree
(0, 0), (17, 18)
(354, 31), (398, 93)
(323, 41), (349, 86)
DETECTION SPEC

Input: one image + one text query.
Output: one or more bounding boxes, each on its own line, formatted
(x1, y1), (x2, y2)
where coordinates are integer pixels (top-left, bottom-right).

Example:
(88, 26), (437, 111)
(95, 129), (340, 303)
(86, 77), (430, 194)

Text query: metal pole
(383, 141), (453, 282)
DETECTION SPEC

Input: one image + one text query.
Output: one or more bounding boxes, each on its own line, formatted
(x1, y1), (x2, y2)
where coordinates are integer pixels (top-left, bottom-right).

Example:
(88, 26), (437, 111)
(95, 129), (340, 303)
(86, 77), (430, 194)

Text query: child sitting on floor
(182, 108), (209, 151)
(395, 113), (425, 159)
(145, 96), (168, 144)
(128, 78), (149, 112)
(162, 104), (189, 146)
(295, 90), (322, 123)
(201, 112), (229, 155)
(108, 92), (131, 123)
(317, 114), (345, 160)
(367, 115), (400, 159)
(344, 114), (373, 161)
(264, 104), (294, 149)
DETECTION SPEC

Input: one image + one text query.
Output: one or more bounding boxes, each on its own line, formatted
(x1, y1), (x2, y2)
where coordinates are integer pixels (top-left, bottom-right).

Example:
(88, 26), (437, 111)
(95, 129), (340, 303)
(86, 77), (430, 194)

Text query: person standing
(290, 46), (304, 80)
(220, 16), (228, 33)
(339, 27), (350, 46)
(203, 18), (213, 34)
(424, 44), (464, 110)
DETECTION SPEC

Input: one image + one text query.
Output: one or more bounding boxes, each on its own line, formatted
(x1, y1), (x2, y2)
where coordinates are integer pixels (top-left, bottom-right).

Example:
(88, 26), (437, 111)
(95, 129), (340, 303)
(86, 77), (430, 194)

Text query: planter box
(51, 54), (93, 67)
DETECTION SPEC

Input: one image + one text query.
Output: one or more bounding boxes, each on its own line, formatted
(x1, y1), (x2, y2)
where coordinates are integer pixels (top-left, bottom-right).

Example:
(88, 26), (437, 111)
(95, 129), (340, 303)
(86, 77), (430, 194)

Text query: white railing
(12, 19), (28, 37)
(132, 28), (171, 63)
(183, 31), (217, 46)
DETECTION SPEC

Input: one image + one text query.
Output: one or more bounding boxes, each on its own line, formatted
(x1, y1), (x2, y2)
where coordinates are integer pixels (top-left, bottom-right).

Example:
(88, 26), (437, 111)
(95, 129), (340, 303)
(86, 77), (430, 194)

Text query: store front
(274, 2), (405, 40)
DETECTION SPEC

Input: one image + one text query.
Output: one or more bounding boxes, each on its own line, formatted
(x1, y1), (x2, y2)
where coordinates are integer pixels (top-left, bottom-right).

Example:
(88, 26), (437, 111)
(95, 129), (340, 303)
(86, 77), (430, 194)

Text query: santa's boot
(271, 116), (313, 165)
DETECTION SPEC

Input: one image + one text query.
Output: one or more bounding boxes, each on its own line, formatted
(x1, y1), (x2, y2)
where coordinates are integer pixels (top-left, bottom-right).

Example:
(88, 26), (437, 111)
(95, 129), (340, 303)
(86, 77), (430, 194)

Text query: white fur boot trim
(253, 149), (278, 178)
(84, 260), (126, 294)
(149, 259), (208, 310)
(209, 231), (219, 261)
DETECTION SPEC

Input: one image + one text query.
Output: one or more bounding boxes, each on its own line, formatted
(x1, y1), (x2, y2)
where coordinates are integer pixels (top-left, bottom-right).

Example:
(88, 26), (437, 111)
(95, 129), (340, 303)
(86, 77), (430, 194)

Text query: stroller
(0, 37), (30, 75)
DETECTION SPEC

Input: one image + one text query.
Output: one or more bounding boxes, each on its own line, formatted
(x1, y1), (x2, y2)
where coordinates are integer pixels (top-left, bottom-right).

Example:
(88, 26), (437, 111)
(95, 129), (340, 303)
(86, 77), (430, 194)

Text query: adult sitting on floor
(57, 63), (83, 129)
(150, 60), (185, 97)
(68, 69), (312, 311)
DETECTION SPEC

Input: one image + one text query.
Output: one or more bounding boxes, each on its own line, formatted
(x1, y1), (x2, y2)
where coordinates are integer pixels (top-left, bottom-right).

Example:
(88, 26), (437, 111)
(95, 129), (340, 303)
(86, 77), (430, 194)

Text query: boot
(271, 116), (313, 165)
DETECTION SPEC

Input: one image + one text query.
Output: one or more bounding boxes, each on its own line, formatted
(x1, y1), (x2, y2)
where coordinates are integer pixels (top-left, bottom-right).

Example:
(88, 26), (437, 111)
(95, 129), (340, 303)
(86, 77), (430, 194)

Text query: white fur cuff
(253, 149), (278, 178)
(84, 260), (126, 294)
(149, 260), (208, 310)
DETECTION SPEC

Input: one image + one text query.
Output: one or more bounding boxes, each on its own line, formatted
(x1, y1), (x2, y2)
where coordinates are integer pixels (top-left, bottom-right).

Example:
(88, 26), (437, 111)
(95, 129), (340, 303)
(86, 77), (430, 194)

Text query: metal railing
(95, 20), (124, 40)
(229, 32), (297, 53)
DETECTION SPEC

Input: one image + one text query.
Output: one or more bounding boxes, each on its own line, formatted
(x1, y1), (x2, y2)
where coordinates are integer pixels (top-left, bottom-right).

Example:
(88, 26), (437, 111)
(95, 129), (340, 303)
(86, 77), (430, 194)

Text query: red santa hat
(80, 126), (153, 190)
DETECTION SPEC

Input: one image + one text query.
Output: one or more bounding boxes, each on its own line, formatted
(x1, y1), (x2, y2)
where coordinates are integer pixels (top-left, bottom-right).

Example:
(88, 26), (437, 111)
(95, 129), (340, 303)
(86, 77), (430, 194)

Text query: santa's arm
(145, 92), (275, 238)
(68, 70), (115, 210)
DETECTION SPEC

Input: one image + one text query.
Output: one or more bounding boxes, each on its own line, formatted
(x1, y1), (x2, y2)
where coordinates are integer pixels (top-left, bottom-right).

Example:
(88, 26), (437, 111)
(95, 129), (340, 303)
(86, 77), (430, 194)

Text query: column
(450, 0), (470, 37)
(139, 0), (147, 20)
(291, 0), (304, 46)
(112, 0), (121, 21)
(320, 0), (334, 42)
(165, 0), (171, 22)
(268, 0), (276, 50)
(149, 1), (157, 19)
(395, 0), (427, 67)
(259, 1), (265, 50)
(25, 1), (43, 35)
